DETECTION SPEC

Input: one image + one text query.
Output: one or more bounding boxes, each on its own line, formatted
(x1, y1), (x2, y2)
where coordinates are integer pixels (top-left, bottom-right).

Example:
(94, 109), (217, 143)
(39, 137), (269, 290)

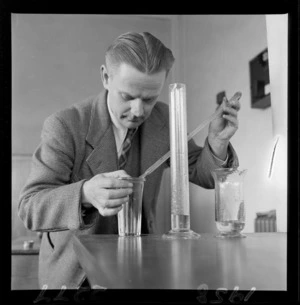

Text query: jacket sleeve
(18, 114), (98, 232)
(187, 137), (239, 189)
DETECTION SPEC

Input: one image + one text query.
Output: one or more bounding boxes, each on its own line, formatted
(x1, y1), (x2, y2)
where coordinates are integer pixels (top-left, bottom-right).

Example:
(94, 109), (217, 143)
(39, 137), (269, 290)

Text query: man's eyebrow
(143, 95), (159, 100)
(120, 91), (158, 100)
(120, 91), (134, 98)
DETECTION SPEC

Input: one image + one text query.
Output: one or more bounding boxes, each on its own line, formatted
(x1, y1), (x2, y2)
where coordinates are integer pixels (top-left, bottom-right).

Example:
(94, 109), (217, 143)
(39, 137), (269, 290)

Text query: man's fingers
(103, 196), (129, 209)
(228, 92), (241, 111)
(229, 100), (241, 111)
(96, 196), (129, 216)
(223, 105), (238, 117)
(98, 171), (133, 188)
(99, 205), (123, 217)
(96, 177), (133, 189)
(103, 170), (131, 178)
(223, 94), (241, 111)
(106, 188), (132, 199)
(222, 114), (239, 128)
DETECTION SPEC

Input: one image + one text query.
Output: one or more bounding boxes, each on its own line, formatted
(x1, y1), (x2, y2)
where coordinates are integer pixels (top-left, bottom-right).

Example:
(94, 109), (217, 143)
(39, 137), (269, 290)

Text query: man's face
(101, 63), (166, 129)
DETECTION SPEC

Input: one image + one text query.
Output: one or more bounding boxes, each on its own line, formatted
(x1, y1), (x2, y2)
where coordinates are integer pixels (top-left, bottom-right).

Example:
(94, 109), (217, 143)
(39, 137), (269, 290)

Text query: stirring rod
(139, 91), (242, 179)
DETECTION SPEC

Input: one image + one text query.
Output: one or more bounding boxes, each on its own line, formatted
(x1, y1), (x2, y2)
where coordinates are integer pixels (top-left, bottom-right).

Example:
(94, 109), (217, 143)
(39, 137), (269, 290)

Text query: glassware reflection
(117, 237), (142, 284)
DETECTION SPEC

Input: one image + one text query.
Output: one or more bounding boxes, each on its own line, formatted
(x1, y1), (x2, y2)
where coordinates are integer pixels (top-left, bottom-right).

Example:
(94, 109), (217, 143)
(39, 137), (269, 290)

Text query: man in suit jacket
(18, 32), (240, 289)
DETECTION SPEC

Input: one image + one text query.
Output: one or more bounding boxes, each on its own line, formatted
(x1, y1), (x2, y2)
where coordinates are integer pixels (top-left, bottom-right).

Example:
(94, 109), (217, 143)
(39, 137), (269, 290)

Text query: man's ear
(100, 65), (109, 89)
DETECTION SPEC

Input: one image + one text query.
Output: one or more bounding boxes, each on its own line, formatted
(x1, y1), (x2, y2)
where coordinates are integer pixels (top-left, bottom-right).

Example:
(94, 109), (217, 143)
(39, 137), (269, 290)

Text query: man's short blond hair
(105, 32), (175, 77)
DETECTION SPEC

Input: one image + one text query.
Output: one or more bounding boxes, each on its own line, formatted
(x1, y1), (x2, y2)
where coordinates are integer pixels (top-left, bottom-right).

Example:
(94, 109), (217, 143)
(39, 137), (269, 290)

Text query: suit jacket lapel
(85, 90), (118, 176)
(139, 104), (170, 230)
(140, 104), (170, 177)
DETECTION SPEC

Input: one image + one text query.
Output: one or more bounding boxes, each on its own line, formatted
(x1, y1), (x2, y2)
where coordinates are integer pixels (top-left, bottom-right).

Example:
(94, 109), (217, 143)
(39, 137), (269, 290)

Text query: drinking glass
(118, 177), (145, 237)
(211, 168), (247, 238)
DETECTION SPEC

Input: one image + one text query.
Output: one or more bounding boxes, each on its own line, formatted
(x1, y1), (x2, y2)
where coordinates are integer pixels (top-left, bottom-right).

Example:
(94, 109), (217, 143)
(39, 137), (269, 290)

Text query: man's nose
(131, 99), (144, 117)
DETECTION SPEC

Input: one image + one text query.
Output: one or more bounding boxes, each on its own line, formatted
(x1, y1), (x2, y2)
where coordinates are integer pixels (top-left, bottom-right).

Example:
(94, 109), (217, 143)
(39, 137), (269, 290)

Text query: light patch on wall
(264, 83), (271, 95)
(268, 135), (280, 179)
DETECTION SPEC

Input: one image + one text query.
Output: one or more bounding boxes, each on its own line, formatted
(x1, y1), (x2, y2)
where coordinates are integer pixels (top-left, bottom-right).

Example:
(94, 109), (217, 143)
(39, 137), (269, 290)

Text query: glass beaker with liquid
(211, 168), (247, 238)
(118, 177), (145, 237)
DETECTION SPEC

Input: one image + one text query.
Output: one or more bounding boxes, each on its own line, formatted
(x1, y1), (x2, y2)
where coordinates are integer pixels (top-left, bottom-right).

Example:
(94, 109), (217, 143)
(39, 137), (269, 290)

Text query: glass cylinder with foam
(163, 83), (200, 239)
(212, 168), (247, 238)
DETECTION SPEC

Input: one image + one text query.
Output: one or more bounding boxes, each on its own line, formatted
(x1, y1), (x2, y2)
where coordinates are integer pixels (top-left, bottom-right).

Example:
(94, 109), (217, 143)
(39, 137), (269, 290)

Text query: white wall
(175, 15), (284, 233)
(265, 15), (288, 232)
(12, 14), (172, 154)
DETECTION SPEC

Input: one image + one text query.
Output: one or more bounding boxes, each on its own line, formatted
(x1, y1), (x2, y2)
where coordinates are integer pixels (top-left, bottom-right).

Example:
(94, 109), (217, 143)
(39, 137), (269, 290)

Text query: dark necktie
(118, 128), (137, 169)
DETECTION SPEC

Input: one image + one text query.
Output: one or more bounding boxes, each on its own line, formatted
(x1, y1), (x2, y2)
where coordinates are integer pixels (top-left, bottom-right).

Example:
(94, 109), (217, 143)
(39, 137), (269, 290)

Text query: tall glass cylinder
(163, 83), (200, 239)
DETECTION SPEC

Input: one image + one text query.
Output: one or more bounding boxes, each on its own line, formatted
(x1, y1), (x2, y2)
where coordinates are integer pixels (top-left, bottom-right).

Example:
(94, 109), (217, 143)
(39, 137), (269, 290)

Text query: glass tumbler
(118, 177), (145, 237)
(211, 168), (247, 238)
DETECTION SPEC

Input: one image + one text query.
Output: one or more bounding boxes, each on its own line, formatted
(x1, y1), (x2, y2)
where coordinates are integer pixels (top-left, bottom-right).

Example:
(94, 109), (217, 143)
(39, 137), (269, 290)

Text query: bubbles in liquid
(215, 189), (245, 236)
(216, 220), (245, 236)
(171, 214), (190, 231)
